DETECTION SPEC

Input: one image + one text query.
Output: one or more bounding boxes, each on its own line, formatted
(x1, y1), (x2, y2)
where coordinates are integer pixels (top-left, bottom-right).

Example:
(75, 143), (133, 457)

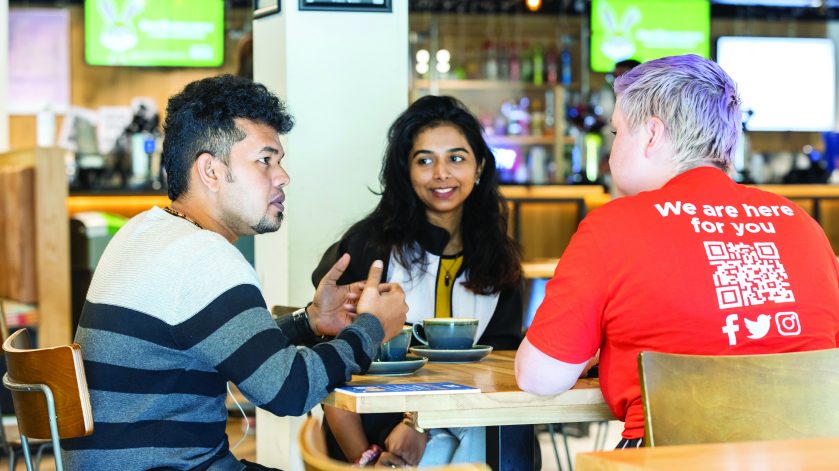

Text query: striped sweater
(62, 207), (383, 470)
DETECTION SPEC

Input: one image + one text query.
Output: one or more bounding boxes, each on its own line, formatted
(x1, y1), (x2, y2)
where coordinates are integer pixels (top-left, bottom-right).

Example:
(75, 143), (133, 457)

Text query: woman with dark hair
(311, 95), (523, 467)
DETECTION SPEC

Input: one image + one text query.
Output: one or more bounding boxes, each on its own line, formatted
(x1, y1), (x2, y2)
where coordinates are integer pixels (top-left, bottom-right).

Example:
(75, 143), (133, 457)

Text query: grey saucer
(365, 355), (429, 376)
(409, 345), (493, 363)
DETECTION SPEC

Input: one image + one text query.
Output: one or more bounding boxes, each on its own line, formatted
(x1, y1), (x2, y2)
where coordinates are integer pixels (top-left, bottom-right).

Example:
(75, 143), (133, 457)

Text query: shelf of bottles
(413, 79), (579, 92)
(486, 135), (575, 147)
(412, 78), (577, 185)
(409, 25), (604, 185)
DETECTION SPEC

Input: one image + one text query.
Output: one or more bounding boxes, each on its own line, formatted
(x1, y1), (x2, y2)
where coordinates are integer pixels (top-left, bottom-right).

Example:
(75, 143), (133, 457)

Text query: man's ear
(195, 152), (222, 192)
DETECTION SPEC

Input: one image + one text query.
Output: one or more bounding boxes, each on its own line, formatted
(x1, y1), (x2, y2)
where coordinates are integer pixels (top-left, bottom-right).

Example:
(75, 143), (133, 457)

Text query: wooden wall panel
(518, 201), (582, 260)
(0, 148), (70, 346)
(0, 166), (36, 303)
(817, 200), (839, 254)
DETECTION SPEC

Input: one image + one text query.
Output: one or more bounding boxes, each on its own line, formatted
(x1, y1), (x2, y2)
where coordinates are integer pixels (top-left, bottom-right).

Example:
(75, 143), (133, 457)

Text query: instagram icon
(775, 312), (801, 336)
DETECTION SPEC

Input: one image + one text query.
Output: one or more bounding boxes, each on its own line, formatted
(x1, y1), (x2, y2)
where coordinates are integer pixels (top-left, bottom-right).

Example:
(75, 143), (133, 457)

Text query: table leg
(486, 424), (536, 471)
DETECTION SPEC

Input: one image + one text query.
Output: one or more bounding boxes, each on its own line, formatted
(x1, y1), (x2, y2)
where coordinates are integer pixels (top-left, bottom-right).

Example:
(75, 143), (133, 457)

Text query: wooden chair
(2, 329), (93, 470)
(639, 349), (839, 447)
(298, 415), (490, 471)
(0, 304), (52, 471)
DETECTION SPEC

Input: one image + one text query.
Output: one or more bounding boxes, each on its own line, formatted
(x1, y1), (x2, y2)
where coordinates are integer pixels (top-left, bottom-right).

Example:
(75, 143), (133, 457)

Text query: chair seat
(639, 349), (839, 447)
(2, 328), (93, 471)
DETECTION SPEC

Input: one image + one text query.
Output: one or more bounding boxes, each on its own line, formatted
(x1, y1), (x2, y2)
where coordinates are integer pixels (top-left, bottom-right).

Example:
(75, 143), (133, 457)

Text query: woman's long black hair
(345, 95), (521, 294)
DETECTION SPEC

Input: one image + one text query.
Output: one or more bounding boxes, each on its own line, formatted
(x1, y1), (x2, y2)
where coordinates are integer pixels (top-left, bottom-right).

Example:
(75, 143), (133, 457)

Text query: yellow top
(435, 254), (463, 318)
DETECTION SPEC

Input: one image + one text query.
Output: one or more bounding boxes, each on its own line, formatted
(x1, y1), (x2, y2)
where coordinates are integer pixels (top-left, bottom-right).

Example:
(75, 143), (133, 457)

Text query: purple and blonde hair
(614, 54), (741, 172)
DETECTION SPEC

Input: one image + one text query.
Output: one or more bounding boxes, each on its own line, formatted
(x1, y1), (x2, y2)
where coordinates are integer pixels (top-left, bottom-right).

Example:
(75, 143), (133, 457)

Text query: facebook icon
(722, 314), (739, 346)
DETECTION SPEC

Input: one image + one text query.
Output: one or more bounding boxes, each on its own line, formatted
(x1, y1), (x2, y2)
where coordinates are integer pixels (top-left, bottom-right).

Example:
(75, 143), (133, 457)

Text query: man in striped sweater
(62, 75), (408, 470)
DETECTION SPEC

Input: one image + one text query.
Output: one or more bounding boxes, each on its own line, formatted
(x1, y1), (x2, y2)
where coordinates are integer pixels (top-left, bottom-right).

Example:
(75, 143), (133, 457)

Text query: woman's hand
(376, 451), (407, 468)
(383, 422), (428, 467)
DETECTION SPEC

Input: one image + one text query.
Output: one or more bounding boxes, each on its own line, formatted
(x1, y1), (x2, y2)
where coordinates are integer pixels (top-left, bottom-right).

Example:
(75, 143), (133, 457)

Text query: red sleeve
(831, 242), (839, 347)
(526, 215), (609, 364)
(811, 216), (839, 347)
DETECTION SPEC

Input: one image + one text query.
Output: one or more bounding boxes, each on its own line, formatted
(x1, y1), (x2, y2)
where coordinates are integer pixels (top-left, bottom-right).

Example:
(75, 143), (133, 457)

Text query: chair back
(2, 329), (93, 440)
(298, 416), (490, 471)
(639, 349), (839, 447)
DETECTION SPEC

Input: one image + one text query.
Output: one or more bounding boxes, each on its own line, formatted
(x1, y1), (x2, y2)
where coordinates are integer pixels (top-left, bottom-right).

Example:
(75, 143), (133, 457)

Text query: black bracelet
(291, 302), (317, 342)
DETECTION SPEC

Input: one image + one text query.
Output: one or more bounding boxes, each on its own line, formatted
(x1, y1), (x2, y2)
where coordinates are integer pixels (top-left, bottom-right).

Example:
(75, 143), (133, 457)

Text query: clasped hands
(375, 421), (428, 468)
(307, 253), (408, 341)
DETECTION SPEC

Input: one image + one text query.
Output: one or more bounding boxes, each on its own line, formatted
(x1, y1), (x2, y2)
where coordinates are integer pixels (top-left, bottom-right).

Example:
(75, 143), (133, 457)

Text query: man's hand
(309, 253), (365, 337)
(356, 260), (408, 342)
(384, 422), (428, 467)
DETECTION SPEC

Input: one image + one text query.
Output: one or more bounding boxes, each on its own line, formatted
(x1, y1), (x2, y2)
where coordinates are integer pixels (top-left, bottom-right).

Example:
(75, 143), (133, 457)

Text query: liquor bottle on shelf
(508, 42), (521, 82)
(561, 46), (572, 86)
(483, 40), (499, 80)
(465, 46), (481, 79)
(531, 99), (545, 136)
(521, 41), (534, 83)
(501, 97), (531, 136)
(544, 89), (556, 137)
(528, 146), (549, 184)
(532, 43), (544, 86)
(545, 45), (558, 86)
(498, 41), (510, 80)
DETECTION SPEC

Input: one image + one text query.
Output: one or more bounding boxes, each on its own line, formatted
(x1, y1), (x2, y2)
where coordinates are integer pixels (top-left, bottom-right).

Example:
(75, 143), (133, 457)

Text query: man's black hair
(162, 74), (294, 200)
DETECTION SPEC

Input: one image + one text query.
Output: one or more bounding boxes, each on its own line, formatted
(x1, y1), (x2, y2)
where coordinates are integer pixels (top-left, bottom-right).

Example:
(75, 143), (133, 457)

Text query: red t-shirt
(526, 167), (839, 439)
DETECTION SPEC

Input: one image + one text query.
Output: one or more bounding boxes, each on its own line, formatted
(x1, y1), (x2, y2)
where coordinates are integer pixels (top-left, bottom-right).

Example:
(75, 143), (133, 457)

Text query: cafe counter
(64, 184), (839, 257)
(67, 193), (170, 218)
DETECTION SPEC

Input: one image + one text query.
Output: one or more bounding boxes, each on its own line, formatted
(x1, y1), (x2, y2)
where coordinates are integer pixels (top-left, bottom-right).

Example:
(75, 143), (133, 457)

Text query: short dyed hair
(162, 75), (294, 200)
(613, 54), (741, 172)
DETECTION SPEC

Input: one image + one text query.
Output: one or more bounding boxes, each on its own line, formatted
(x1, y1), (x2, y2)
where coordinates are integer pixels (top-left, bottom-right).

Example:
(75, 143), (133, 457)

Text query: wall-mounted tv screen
(84, 0), (224, 67)
(590, 0), (710, 73)
(712, 0), (839, 5)
(716, 36), (835, 132)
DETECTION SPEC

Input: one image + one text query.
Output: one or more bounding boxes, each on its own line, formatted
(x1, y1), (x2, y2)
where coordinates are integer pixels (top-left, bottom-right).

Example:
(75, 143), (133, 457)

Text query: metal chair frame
(1, 375), (62, 471)
(3, 373), (64, 471)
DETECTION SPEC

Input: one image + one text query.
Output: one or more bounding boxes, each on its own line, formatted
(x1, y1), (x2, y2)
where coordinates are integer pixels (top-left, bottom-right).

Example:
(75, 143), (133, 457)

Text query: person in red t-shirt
(515, 54), (839, 448)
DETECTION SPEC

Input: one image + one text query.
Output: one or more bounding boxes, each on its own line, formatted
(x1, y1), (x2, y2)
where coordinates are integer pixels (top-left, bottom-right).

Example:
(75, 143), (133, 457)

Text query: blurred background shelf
(487, 135), (575, 146)
(413, 79), (577, 92)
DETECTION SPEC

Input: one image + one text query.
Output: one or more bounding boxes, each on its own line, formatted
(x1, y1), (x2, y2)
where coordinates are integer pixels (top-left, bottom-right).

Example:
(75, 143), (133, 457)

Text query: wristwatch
(402, 412), (426, 434)
(291, 302), (317, 341)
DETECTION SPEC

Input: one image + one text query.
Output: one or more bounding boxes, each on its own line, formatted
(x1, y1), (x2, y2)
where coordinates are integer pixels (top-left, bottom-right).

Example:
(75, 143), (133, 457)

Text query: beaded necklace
(163, 206), (204, 229)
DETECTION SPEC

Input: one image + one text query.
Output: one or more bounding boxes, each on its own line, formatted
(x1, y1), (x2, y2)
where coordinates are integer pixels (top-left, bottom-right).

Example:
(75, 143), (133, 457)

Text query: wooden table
(576, 437), (839, 471)
(324, 351), (614, 470)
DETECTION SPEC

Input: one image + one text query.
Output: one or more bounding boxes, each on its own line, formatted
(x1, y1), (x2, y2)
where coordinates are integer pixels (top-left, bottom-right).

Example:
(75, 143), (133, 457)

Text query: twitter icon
(744, 314), (771, 339)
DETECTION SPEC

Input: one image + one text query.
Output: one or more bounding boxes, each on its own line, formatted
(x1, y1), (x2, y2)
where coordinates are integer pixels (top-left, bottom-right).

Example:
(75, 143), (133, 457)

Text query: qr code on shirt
(704, 241), (795, 310)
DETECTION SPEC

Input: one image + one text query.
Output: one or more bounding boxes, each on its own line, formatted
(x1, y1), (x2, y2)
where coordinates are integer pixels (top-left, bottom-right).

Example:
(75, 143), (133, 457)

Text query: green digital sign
(85, 0), (224, 67)
(590, 0), (710, 73)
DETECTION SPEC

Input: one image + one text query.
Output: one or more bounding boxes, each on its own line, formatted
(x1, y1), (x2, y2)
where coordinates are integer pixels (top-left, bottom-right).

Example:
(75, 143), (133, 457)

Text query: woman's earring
(476, 177), (481, 186)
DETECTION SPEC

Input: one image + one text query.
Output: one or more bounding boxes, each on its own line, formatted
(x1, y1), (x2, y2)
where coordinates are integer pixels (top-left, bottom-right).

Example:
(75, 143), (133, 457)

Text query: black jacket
(312, 219), (524, 461)
(312, 219), (523, 350)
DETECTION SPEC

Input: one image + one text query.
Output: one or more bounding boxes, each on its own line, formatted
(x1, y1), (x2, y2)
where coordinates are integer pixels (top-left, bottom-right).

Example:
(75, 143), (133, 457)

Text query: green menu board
(590, 0), (710, 73)
(85, 0), (224, 67)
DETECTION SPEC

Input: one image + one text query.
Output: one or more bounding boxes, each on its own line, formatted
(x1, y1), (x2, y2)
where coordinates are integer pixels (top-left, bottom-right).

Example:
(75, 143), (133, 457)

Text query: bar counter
(64, 183), (839, 255)
(67, 193), (170, 217)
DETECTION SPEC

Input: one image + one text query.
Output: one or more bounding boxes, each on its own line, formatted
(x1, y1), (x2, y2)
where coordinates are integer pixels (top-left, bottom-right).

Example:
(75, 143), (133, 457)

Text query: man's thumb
(365, 260), (384, 289)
